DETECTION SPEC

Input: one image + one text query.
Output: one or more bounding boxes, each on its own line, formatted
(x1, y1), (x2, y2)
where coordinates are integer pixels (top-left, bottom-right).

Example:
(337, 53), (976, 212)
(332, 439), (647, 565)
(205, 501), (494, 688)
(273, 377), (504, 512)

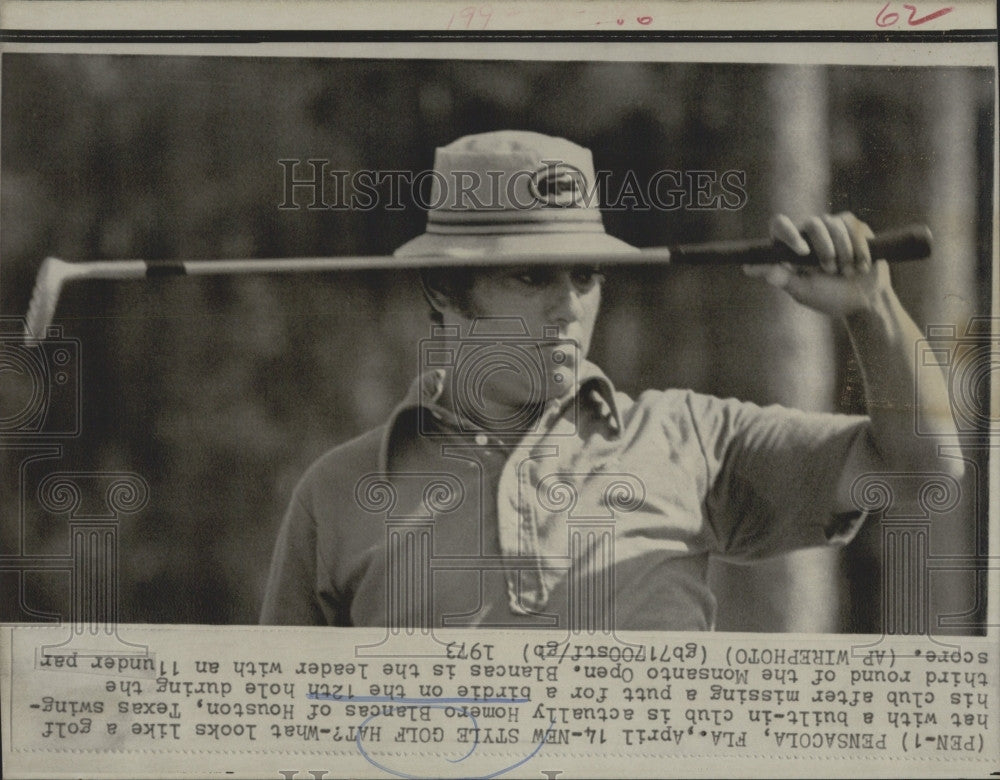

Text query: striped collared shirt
(261, 361), (867, 630)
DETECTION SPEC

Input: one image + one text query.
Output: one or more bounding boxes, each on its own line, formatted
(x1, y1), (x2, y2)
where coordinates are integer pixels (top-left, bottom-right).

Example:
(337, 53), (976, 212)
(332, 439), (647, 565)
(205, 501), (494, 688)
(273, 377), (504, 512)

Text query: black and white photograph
(1, 9), (998, 775)
(2, 50), (994, 638)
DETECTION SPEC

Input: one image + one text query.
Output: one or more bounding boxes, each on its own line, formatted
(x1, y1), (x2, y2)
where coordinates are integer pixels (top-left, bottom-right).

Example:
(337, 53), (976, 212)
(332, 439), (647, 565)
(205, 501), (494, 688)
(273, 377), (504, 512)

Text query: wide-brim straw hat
(394, 130), (638, 260)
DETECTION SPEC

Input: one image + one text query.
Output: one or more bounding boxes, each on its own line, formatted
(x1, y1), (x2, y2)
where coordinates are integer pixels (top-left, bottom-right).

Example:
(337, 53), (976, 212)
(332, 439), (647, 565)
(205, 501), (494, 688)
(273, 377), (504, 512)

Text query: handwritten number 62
(876, 2), (954, 27)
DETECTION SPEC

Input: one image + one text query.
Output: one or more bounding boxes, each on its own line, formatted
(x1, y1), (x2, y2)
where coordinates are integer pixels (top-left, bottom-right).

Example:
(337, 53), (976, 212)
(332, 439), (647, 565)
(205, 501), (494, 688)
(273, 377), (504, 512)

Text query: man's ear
(420, 269), (466, 318)
(420, 273), (450, 315)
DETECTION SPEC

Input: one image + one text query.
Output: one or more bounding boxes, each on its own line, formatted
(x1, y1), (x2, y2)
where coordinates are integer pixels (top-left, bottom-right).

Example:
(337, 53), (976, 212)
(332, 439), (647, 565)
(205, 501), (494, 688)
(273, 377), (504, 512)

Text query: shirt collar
(377, 359), (622, 472)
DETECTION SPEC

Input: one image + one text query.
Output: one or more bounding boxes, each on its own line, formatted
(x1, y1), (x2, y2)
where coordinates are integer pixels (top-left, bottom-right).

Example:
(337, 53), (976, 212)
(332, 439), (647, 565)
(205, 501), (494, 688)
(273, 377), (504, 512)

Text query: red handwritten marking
(597, 16), (654, 26)
(875, 2), (899, 26)
(876, 2), (953, 27)
(903, 3), (953, 24)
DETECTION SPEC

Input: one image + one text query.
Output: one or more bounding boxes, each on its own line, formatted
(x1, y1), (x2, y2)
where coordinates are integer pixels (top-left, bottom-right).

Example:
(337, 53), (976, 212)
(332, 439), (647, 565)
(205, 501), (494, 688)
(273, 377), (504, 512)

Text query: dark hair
(419, 267), (477, 324)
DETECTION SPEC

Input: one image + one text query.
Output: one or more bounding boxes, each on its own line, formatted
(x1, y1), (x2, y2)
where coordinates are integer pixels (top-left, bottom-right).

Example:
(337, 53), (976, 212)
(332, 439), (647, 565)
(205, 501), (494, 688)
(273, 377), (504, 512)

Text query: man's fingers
(756, 211), (886, 313)
(801, 216), (837, 275)
(782, 266), (848, 303)
(837, 211), (874, 274)
(821, 214), (855, 277)
(769, 214), (810, 256)
(742, 263), (791, 288)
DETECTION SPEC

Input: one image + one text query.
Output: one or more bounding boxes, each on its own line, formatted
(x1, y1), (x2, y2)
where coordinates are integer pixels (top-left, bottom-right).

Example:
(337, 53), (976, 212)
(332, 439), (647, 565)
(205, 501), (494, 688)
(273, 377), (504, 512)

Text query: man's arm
(744, 212), (965, 515)
(260, 492), (328, 625)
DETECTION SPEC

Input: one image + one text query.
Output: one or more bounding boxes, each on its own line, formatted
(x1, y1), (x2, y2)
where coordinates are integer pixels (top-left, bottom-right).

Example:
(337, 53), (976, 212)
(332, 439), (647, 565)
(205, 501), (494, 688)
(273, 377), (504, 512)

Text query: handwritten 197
(444, 6), (654, 29)
(446, 6), (494, 30)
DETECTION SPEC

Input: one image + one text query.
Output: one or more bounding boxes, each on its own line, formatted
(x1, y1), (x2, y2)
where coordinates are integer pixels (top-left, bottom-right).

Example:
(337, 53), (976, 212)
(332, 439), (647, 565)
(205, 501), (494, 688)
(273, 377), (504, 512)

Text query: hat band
(425, 220), (608, 235)
(429, 208), (602, 224)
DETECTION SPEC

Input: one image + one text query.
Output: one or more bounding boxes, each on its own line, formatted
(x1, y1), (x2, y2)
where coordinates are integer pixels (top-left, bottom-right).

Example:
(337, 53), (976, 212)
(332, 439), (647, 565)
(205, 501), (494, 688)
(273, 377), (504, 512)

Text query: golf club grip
(668, 224), (932, 266)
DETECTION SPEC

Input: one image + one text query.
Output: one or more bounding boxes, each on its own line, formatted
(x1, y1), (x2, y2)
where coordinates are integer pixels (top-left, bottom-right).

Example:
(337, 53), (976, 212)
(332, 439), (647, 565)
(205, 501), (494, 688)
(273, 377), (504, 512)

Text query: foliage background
(1, 55), (993, 630)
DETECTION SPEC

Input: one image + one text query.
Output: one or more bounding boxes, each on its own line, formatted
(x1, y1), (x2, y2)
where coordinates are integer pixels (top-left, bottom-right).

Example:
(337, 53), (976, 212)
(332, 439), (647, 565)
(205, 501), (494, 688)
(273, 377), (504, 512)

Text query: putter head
(24, 257), (77, 344)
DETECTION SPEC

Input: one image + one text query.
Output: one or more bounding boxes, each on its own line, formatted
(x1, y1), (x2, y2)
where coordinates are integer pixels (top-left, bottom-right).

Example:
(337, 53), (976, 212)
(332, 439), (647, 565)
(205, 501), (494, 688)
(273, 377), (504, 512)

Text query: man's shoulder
(620, 386), (769, 446)
(628, 385), (764, 420)
(295, 425), (388, 496)
(620, 385), (704, 421)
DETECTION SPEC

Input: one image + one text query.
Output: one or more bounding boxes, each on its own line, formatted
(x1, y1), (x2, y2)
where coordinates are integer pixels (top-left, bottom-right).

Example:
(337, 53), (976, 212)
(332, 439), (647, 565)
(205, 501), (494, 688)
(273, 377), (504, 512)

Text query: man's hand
(743, 212), (893, 319)
(741, 210), (964, 493)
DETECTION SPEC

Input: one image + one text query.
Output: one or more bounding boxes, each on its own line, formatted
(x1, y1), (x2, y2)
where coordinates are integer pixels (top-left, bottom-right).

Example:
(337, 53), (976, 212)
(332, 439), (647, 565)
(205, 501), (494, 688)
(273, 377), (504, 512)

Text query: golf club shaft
(159, 224), (931, 273)
(23, 224), (931, 341)
(669, 224), (931, 266)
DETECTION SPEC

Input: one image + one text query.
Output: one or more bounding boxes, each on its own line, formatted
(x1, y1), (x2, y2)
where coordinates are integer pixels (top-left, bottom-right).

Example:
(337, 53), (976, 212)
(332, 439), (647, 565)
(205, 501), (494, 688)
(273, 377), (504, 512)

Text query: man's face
(441, 264), (604, 412)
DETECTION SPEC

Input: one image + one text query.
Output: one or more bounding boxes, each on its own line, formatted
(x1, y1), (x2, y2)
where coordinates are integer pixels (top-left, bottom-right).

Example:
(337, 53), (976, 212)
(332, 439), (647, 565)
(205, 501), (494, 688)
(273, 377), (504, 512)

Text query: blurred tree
(1, 56), (991, 630)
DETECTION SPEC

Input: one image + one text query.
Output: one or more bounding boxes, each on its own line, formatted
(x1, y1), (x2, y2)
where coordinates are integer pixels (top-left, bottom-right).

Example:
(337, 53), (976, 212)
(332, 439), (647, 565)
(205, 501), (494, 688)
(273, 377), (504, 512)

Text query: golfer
(260, 130), (961, 631)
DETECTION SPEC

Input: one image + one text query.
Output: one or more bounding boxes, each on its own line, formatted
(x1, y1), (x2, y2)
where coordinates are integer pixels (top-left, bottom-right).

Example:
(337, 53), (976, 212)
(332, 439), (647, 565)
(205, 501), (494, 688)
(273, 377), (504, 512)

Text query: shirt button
(474, 434), (488, 446)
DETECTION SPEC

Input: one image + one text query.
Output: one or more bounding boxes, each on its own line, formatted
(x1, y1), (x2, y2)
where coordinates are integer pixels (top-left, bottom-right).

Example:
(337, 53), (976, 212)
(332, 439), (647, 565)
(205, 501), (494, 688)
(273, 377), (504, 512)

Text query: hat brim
(393, 230), (639, 261)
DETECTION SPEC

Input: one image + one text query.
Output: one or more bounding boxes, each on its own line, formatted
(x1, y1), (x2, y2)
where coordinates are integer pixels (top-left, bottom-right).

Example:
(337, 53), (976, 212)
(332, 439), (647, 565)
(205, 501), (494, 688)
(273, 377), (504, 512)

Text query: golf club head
(24, 257), (75, 344)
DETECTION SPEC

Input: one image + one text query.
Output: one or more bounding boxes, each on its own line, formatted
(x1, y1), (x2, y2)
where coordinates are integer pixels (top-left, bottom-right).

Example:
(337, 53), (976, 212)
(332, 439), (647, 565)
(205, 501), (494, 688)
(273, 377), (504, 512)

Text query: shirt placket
(496, 399), (570, 615)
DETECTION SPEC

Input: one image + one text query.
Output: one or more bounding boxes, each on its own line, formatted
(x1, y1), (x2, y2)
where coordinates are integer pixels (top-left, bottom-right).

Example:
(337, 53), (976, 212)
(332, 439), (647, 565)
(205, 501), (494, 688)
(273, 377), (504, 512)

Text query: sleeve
(259, 491), (331, 625)
(684, 391), (871, 562)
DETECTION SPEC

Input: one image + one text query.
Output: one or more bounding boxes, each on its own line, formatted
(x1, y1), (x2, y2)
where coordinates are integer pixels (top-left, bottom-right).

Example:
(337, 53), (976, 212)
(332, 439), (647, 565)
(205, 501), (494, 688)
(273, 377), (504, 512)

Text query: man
(260, 130), (962, 631)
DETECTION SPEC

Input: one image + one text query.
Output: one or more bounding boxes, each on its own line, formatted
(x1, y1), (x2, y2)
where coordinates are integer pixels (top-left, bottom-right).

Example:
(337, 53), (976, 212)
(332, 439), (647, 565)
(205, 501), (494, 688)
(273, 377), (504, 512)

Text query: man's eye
(514, 269), (548, 286)
(571, 266), (605, 286)
(508, 266), (603, 287)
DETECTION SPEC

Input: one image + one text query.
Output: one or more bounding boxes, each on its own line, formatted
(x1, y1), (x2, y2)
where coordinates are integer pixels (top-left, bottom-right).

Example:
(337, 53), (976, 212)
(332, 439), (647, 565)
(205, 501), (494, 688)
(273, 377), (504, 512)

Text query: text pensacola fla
(277, 160), (749, 212)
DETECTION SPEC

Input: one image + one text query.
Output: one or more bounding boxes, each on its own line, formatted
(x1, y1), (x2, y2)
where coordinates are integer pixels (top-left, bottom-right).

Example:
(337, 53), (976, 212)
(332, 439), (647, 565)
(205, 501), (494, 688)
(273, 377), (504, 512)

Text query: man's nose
(546, 271), (584, 325)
